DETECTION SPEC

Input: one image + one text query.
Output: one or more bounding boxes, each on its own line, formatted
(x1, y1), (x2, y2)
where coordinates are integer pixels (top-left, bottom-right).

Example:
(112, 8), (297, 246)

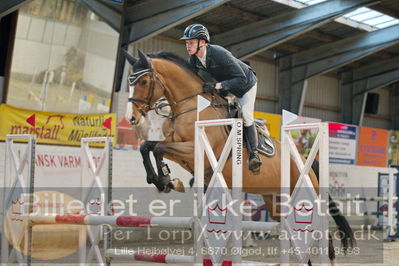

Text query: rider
(180, 24), (262, 174)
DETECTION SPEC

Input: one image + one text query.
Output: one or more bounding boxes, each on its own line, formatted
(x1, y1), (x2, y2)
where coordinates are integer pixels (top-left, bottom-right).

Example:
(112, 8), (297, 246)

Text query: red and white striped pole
(30, 214), (192, 228)
(30, 213), (279, 231)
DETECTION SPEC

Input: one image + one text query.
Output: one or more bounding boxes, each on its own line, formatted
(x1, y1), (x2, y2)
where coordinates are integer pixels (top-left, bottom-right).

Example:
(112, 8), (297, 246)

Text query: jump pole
(30, 214), (278, 231)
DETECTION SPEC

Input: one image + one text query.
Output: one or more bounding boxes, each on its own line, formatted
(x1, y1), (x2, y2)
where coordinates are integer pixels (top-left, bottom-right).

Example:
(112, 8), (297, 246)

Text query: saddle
(162, 65), (276, 157)
(224, 94), (276, 158)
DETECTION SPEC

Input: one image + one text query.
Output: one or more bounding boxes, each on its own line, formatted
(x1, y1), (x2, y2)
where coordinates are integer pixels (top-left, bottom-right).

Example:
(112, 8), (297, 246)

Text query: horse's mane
(148, 51), (227, 106)
(148, 51), (198, 77)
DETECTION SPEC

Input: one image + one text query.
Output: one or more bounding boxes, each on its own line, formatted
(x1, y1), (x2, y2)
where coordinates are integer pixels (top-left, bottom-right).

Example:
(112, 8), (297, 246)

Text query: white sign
(33, 149), (101, 187)
(329, 123), (357, 164)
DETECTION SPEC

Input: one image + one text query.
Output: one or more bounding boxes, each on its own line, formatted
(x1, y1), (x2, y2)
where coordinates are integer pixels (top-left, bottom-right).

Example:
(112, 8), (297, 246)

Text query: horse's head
(124, 49), (167, 125)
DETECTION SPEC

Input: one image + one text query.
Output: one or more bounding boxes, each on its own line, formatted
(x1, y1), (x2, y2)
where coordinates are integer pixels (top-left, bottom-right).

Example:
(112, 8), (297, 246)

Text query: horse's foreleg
(152, 141), (195, 192)
(139, 141), (161, 187)
(152, 142), (173, 192)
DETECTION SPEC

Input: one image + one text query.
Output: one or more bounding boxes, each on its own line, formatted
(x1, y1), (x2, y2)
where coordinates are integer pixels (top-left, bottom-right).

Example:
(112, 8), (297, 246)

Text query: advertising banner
(0, 104), (116, 146)
(357, 126), (389, 167)
(388, 130), (399, 166)
(254, 111), (281, 140)
(328, 123), (357, 164)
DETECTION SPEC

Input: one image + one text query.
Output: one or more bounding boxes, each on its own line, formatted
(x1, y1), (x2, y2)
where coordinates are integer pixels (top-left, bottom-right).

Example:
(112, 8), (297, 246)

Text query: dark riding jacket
(189, 44), (257, 98)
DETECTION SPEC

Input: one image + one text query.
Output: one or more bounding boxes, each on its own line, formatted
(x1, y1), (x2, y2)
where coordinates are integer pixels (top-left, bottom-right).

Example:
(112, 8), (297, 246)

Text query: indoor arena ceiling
(162, 0), (399, 73)
(1, 0), (399, 123)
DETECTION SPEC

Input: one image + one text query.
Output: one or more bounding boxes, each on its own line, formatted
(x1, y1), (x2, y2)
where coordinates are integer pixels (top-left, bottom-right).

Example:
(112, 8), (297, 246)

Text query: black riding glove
(217, 89), (228, 98)
(203, 83), (216, 93)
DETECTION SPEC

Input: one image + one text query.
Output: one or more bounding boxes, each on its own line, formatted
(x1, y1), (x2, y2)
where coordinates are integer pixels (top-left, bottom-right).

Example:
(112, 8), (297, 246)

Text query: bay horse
(124, 49), (354, 263)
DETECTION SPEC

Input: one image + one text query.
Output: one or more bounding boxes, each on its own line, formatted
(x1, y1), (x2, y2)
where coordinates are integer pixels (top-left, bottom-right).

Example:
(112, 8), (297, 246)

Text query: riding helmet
(180, 24), (210, 42)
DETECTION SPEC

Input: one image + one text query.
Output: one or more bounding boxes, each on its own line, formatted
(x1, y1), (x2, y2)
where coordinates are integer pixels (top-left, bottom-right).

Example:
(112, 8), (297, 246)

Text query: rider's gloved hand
(217, 89), (228, 98)
(203, 82), (216, 93)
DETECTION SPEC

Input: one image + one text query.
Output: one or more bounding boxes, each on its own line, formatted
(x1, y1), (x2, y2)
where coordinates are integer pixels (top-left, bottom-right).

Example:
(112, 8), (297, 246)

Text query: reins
(128, 68), (229, 121)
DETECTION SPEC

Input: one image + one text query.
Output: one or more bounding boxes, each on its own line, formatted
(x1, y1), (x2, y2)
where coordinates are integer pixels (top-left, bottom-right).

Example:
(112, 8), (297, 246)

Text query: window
(273, 0), (399, 31)
(343, 7), (399, 29)
(7, 0), (118, 113)
(294, 0), (327, 5)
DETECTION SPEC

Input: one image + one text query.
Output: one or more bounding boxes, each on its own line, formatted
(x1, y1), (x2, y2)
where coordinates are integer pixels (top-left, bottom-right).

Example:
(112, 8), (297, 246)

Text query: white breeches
(239, 83), (257, 127)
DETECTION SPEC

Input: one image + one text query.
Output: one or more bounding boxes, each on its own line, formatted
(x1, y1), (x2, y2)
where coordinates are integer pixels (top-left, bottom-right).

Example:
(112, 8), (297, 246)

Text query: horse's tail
(328, 194), (356, 251)
(311, 160), (356, 252)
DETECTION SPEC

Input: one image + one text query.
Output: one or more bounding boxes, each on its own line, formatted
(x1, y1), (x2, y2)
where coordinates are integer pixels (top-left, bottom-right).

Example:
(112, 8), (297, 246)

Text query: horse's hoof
(248, 156), (262, 175)
(170, 178), (185, 193)
(250, 168), (261, 175)
(249, 164), (261, 175)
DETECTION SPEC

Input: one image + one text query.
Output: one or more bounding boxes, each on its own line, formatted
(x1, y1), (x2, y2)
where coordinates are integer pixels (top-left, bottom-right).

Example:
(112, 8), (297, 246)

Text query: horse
(124, 49), (355, 264)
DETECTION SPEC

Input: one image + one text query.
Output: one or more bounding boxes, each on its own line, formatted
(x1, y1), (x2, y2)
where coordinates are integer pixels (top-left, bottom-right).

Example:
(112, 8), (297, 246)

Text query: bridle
(128, 68), (158, 117)
(128, 68), (203, 120)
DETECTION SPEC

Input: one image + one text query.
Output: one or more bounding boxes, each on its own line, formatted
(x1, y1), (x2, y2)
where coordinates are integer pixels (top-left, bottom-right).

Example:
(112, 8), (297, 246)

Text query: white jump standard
(1, 135), (36, 265)
(280, 123), (329, 265)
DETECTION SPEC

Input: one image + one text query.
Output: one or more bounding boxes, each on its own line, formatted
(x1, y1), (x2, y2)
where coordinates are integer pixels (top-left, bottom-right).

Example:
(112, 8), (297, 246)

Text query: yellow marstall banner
(0, 104), (116, 146)
(254, 111), (281, 140)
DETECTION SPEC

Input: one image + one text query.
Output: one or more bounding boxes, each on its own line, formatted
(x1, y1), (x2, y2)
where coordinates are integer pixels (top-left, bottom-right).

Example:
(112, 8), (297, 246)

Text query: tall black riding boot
(244, 124), (262, 174)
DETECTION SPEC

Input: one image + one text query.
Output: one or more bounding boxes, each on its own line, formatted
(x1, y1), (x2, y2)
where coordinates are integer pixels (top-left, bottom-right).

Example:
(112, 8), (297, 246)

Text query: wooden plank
(214, 0), (377, 47)
(125, 0), (229, 45)
(125, 0), (199, 25)
(293, 25), (399, 68)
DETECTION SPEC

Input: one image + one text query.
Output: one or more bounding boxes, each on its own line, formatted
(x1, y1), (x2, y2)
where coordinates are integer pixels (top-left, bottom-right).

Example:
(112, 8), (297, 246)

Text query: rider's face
(185, 39), (205, 55)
